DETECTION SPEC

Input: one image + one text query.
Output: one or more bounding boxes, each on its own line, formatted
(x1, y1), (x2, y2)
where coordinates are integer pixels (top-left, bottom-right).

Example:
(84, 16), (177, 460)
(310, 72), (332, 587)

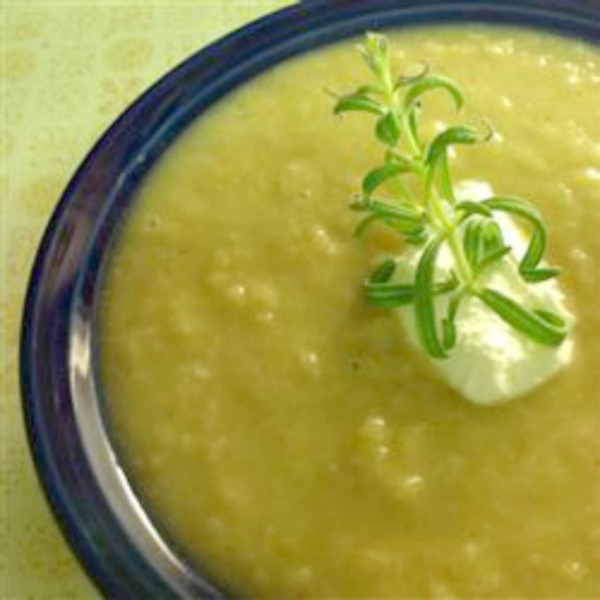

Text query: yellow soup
(102, 26), (600, 598)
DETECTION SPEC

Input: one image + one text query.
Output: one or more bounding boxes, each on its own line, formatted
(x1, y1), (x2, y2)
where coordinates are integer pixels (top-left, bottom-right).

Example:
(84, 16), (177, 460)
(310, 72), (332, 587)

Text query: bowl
(20, 1), (600, 598)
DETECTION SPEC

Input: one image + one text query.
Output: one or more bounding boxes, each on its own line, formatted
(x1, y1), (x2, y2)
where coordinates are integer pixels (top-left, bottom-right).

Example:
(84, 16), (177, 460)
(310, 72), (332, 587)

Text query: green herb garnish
(333, 33), (569, 357)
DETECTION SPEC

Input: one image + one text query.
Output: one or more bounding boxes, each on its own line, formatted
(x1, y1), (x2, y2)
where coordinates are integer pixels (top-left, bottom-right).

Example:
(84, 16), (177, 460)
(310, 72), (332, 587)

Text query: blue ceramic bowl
(20, 1), (600, 598)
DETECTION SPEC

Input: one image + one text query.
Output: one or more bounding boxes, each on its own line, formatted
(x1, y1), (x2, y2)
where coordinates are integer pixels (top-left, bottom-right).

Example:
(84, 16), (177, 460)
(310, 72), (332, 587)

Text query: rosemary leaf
(426, 125), (480, 170)
(521, 267), (561, 283)
(520, 226), (547, 273)
(463, 218), (485, 270)
(407, 103), (422, 151)
(477, 288), (567, 346)
(477, 246), (512, 272)
(481, 196), (559, 280)
(368, 259), (397, 284)
(439, 152), (455, 203)
(395, 63), (430, 89)
(366, 283), (416, 307)
(354, 200), (425, 238)
(456, 201), (494, 219)
(442, 290), (465, 350)
(534, 309), (567, 328)
(481, 220), (505, 255)
(481, 195), (543, 224)
(354, 214), (382, 237)
(375, 112), (402, 146)
(363, 163), (413, 196)
(414, 237), (448, 358)
(403, 75), (464, 112)
(334, 93), (386, 116)
(366, 274), (458, 308)
(333, 33), (570, 360)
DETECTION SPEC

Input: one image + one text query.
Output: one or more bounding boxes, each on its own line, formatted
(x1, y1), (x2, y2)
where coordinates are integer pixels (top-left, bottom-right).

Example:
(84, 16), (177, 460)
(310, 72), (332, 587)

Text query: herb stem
(382, 67), (470, 284)
(402, 112), (422, 158)
(335, 32), (568, 356)
(430, 190), (473, 284)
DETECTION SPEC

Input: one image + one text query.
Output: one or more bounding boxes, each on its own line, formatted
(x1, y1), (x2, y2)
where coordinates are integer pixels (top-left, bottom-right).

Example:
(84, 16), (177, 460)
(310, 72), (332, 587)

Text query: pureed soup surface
(102, 27), (600, 598)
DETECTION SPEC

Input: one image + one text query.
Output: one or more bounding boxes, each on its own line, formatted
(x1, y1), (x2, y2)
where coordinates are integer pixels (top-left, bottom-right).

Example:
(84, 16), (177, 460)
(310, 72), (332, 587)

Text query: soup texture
(102, 27), (600, 598)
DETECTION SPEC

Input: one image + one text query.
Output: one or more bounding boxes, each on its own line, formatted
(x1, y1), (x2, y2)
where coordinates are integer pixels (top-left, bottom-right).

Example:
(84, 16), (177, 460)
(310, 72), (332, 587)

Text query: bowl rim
(20, 1), (600, 598)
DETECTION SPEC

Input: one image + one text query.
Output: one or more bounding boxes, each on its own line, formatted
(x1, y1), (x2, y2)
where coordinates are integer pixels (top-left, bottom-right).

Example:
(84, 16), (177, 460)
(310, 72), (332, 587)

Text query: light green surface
(0, 2), (292, 597)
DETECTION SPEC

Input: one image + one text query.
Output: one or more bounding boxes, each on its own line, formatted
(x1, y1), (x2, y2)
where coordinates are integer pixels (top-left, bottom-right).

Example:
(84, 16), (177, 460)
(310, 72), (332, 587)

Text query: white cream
(394, 181), (574, 406)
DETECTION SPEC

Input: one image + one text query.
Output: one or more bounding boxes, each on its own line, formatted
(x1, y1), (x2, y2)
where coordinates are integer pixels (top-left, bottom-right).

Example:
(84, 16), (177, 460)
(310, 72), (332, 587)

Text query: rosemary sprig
(333, 33), (569, 357)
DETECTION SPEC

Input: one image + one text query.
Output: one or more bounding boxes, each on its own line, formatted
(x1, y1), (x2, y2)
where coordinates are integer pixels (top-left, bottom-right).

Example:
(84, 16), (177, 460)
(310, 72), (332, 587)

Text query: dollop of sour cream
(394, 181), (575, 406)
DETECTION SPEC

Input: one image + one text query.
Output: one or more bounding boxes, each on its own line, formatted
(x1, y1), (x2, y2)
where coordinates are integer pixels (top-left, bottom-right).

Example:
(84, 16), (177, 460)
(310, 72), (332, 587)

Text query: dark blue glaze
(20, 2), (600, 598)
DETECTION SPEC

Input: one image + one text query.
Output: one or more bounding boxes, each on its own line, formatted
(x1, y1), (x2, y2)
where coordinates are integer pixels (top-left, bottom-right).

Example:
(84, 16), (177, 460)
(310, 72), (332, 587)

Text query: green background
(1, 2), (292, 597)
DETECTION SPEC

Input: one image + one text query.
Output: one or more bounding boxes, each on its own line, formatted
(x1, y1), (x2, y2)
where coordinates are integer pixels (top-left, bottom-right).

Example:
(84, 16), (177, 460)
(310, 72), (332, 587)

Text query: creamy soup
(101, 27), (600, 598)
